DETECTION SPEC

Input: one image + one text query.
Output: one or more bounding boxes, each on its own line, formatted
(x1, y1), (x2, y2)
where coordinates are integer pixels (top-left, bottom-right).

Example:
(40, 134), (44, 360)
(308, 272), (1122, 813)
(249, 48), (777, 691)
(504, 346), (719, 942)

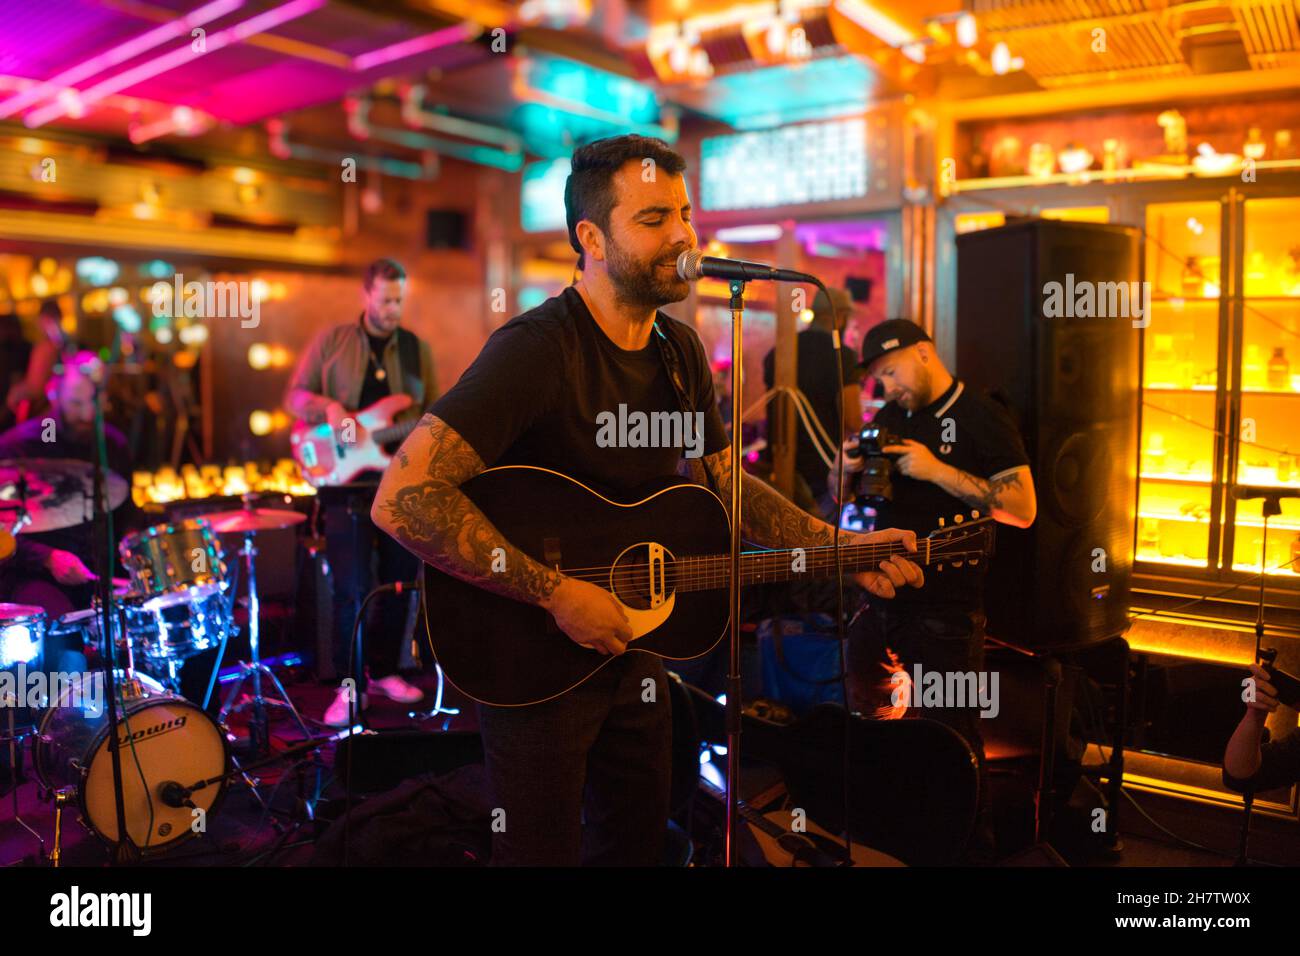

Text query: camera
(846, 424), (904, 506)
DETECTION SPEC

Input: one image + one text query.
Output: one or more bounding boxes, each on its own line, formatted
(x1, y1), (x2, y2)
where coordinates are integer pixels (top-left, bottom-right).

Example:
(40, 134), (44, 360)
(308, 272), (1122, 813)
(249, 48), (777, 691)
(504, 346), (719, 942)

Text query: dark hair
(38, 298), (62, 320)
(565, 135), (687, 270)
(363, 257), (406, 290)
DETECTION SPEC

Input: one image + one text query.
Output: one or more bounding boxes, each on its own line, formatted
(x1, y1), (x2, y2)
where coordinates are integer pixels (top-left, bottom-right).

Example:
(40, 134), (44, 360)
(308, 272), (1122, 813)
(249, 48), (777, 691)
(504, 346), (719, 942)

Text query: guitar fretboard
(664, 534), (984, 593)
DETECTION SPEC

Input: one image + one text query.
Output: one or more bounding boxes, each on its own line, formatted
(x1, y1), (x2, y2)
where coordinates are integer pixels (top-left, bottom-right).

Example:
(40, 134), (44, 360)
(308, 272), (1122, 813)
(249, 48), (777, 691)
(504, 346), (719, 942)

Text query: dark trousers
(847, 604), (995, 857)
(323, 487), (419, 690)
(476, 652), (672, 866)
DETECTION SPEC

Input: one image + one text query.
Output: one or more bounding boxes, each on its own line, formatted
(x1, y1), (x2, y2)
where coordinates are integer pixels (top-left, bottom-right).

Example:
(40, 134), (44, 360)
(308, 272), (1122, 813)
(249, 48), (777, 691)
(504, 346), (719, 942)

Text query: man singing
(372, 135), (924, 866)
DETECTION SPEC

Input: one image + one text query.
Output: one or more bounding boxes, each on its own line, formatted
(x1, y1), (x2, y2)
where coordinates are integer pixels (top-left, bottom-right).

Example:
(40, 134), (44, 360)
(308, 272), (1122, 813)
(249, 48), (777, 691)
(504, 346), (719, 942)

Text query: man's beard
(605, 236), (689, 310)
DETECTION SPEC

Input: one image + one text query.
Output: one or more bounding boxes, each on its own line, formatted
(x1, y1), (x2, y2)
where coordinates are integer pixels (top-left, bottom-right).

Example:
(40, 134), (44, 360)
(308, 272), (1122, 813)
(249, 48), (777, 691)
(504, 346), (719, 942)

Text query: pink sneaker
(369, 674), (424, 704)
(323, 686), (367, 728)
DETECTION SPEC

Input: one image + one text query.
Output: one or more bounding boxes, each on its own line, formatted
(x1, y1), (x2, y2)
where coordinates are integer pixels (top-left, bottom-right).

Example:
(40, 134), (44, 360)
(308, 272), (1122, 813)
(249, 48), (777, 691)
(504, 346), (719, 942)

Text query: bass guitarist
(372, 136), (923, 866)
(285, 257), (437, 725)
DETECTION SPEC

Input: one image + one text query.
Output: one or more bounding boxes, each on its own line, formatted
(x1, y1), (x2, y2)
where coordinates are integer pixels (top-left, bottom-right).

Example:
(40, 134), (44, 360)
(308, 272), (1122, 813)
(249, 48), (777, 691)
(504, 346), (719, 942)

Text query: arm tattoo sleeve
(698, 448), (841, 549)
(374, 414), (562, 607)
(943, 466), (1025, 515)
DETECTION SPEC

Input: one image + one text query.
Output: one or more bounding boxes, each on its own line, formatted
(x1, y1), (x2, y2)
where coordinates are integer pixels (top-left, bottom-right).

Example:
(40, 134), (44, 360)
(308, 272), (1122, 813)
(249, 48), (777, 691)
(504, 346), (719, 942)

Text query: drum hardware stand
(4, 702), (45, 862)
(50, 787), (73, 867)
(89, 365), (137, 866)
(218, 505), (314, 761)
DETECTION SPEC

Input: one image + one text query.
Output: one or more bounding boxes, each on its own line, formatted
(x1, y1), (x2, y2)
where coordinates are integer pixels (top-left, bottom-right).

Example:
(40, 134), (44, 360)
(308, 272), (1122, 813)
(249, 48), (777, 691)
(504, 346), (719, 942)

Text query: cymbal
(200, 506), (306, 534)
(0, 458), (129, 533)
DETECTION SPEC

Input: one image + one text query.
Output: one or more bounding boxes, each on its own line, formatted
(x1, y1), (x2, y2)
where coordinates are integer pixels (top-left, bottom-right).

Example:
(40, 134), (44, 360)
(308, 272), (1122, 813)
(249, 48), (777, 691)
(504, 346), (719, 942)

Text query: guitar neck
(672, 535), (983, 593)
(372, 418), (419, 447)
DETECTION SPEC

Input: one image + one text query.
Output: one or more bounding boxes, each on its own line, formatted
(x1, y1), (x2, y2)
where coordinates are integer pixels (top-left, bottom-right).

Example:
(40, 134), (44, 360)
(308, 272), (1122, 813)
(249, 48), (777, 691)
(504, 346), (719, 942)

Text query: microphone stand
(724, 278), (745, 867)
(91, 379), (137, 864)
(1236, 488), (1284, 867)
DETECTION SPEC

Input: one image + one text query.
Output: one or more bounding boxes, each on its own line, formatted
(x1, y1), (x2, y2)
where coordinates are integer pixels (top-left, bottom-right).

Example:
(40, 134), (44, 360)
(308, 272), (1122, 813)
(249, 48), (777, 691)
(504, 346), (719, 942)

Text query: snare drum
(118, 519), (228, 610)
(128, 591), (234, 663)
(35, 670), (229, 852)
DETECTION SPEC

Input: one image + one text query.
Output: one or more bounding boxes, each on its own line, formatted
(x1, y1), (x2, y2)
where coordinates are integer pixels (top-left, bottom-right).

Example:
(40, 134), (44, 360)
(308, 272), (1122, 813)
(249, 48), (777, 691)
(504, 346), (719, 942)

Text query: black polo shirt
(868, 378), (1030, 613)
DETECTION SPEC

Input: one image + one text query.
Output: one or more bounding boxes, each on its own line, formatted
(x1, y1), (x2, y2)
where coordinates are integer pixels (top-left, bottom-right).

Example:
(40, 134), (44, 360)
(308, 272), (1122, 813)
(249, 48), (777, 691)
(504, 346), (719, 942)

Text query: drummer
(0, 352), (136, 616)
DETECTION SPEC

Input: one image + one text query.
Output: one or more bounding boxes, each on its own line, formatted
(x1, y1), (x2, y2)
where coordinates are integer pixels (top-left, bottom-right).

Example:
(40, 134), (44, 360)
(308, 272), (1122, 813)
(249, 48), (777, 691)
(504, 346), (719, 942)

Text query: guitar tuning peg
(953, 514), (964, 524)
(937, 517), (945, 527)
(953, 560), (964, 568)
(936, 563), (944, 572)
(970, 558), (980, 566)
(971, 510), (980, 519)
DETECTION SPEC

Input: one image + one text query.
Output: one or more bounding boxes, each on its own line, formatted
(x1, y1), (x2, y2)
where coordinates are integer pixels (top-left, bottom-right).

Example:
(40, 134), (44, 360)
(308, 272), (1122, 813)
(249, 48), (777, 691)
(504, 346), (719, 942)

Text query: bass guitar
(290, 395), (420, 487)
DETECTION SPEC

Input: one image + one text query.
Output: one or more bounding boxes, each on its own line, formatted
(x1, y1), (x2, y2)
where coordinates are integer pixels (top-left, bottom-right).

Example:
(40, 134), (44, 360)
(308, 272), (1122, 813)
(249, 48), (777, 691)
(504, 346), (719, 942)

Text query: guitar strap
(651, 317), (721, 498)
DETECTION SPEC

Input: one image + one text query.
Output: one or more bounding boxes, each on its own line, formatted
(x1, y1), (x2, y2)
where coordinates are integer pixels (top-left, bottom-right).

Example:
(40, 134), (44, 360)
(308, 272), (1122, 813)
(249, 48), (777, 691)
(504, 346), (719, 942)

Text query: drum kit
(0, 458), (326, 861)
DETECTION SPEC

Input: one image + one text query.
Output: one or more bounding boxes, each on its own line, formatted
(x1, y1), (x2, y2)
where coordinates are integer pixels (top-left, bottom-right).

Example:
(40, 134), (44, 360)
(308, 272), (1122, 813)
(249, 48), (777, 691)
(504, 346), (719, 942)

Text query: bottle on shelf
(1181, 257), (1203, 298)
(1268, 346), (1290, 390)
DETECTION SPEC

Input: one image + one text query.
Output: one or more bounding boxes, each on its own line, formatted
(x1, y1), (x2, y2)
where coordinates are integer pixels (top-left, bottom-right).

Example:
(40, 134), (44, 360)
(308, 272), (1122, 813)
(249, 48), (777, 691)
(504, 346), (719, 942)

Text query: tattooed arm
(688, 448), (923, 599)
(881, 439), (1036, 528)
(372, 414), (633, 655)
(933, 465), (1036, 529)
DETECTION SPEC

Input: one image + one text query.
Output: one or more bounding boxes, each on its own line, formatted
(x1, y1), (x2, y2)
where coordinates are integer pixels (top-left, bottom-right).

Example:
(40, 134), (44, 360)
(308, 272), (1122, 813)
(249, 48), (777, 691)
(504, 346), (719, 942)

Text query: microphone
(1232, 486), (1300, 500)
(159, 781), (196, 809)
(676, 249), (816, 284)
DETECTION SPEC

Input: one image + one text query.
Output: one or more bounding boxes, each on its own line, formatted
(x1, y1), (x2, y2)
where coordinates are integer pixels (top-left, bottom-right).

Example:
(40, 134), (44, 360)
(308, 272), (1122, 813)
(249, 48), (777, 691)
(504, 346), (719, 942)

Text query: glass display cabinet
(1137, 191), (1300, 587)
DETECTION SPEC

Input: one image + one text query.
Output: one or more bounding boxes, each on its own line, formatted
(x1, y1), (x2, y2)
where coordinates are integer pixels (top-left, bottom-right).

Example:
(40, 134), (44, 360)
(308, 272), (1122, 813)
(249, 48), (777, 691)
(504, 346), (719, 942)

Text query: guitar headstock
(927, 511), (996, 571)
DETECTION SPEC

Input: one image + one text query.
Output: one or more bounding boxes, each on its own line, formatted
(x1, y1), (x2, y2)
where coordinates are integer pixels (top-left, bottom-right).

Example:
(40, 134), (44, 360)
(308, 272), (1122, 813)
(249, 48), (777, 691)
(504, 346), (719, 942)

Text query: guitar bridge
(648, 543), (666, 609)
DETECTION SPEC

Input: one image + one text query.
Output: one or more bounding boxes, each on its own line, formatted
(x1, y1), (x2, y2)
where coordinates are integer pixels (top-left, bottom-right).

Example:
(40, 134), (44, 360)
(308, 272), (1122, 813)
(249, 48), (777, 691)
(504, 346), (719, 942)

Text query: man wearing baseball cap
(834, 317), (1038, 863)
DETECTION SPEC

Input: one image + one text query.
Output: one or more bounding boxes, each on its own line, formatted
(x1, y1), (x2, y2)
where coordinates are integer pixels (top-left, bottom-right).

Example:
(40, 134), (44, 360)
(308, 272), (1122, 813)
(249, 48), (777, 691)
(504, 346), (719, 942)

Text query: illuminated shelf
(1143, 384), (1217, 392)
(1229, 562), (1300, 578)
(1244, 296), (1300, 302)
(1140, 511), (1300, 532)
(1140, 472), (1215, 484)
(1233, 475), (1300, 490)
(1152, 297), (1221, 304)
(1137, 553), (1209, 568)
(952, 158), (1300, 192)
(1240, 388), (1300, 396)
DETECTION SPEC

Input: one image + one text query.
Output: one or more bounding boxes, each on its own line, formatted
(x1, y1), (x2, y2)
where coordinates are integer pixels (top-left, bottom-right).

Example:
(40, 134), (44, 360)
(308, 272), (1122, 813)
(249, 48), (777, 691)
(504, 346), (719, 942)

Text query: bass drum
(34, 671), (229, 853)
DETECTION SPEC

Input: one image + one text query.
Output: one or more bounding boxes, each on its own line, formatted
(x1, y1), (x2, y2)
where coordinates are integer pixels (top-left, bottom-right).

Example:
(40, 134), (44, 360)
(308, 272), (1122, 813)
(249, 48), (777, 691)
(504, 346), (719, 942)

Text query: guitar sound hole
(610, 543), (676, 611)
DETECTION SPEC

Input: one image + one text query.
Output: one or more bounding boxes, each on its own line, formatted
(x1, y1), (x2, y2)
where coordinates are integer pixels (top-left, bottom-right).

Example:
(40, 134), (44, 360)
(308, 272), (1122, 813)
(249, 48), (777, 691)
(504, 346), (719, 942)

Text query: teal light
(521, 158), (571, 233)
(138, 259), (175, 280)
(529, 55), (659, 124)
(75, 257), (119, 286)
(112, 305), (142, 334)
(517, 286), (549, 312)
(697, 56), (876, 130)
(514, 54), (669, 158)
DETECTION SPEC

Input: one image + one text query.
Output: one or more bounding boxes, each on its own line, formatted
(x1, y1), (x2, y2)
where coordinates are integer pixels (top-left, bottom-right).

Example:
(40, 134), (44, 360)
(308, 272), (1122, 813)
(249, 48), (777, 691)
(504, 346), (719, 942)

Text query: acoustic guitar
(422, 465), (996, 707)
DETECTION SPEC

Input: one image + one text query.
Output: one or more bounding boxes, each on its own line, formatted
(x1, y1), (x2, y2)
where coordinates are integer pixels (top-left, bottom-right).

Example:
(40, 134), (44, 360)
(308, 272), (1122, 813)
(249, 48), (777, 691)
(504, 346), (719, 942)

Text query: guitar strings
(549, 530), (987, 576)
(552, 529), (988, 595)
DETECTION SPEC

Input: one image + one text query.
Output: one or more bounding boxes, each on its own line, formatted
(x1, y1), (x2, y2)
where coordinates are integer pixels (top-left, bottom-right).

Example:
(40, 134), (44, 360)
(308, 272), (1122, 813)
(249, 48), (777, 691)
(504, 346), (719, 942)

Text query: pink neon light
(24, 0), (327, 129)
(0, 0), (244, 120)
(351, 21), (478, 72)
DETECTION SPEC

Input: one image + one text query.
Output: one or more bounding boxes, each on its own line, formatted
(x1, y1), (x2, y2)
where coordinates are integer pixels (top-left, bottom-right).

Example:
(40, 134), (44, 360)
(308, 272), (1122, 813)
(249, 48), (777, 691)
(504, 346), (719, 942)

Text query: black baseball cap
(858, 318), (931, 371)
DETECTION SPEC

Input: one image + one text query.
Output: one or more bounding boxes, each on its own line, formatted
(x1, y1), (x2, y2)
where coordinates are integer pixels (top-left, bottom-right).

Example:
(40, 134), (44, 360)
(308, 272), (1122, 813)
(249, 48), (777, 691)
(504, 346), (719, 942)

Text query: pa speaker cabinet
(956, 219), (1140, 649)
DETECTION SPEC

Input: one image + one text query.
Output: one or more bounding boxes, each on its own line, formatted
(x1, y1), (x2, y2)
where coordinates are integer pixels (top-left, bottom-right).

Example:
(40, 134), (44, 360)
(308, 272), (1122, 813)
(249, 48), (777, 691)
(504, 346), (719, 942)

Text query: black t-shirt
(431, 285), (729, 499)
(868, 379), (1030, 613)
(359, 329), (393, 411)
(762, 327), (860, 496)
